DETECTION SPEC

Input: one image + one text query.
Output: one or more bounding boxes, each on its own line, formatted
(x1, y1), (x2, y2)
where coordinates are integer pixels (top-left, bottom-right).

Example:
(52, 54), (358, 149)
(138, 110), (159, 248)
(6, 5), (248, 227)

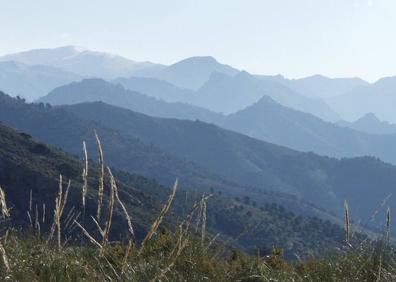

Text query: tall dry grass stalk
(82, 141), (89, 213)
(0, 186), (10, 218)
(107, 168), (134, 238)
(49, 175), (71, 250)
(35, 204), (40, 236)
(344, 200), (350, 245)
(29, 189), (32, 213)
(139, 179), (178, 255)
(387, 207), (391, 242)
(95, 132), (105, 220)
(42, 203), (46, 224)
(100, 169), (115, 256)
(0, 241), (10, 273)
(201, 200), (207, 247)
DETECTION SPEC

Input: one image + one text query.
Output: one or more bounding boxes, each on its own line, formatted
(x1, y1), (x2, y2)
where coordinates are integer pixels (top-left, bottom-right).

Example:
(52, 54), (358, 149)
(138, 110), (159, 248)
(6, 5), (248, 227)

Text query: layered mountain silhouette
(218, 96), (396, 162)
(38, 79), (396, 166)
(328, 76), (396, 122)
(192, 71), (340, 120)
(0, 46), (164, 79)
(112, 76), (194, 103)
(0, 61), (82, 101)
(38, 79), (222, 122)
(138, 56), (239, 90)
(337, 113), (396, 135)
(262, 74), (368, 99)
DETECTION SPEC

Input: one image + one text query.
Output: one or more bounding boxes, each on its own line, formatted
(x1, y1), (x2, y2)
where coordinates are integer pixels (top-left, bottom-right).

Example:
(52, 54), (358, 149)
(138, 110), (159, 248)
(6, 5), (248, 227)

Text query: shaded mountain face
(336, 113), (396, 135)
(328, 77), (396, 123)
(55, 101), (396, 230)
(0, 121), (165, 240)
(0, 61), (82, 101)
(220, 95), (396, 164)
(139, 56), (239, 90)
(192, 71), (340, 121)
(0, 46), (164, 79)
(263, 74), (368, 99)
(0, 122), (358, 258)
(38, 79), (396, 166)
(38, 78), (223, 122)
(112, 76), (194, 103)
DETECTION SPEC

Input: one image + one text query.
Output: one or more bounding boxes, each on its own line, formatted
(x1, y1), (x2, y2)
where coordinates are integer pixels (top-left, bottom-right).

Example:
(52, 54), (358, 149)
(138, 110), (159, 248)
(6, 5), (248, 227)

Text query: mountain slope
(141, 56), (239, 90)
(38, 78), (223, 122)
(58, 101), (396, 229)
(337, 113), (396, 135)
(38, 79), (396, 166)
(0, 61), (82, 101)
(219, 95), (396, 163)
(0, 91), (235, 194)
(0, 46), (164, 79)
(193, 71), (340, 121)
(0, 122), (359, 258)
(263, 74), (368, 99)
(0, 121), (166, 240)
(328, 77), (396, 122)
(112, 76), (194, 103)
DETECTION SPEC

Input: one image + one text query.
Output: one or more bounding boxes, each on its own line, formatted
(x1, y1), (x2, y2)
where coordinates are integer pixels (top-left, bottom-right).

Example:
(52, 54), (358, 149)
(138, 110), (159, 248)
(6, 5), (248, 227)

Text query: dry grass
(95, 132), (105, 221)
(0, 186), (10, 219)
(82, 141), (89, 213)
(344, 200), (350, 245)
(387, 207), (392, 242)
(139, 179), (178, 255)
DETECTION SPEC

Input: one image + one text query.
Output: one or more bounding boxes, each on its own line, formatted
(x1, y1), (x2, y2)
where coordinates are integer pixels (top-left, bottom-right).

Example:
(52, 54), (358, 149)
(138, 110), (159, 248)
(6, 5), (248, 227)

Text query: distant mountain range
(4, 45), (396, 137)
(1, 46), (341, 122)
(0, 46), (164, 79)
(191, 71), (340, 120)
(261, 74), (369, 99)
(38, 79), (221, 122)
(38, 79), (396, 166)
(0, 60), (82, 101)
(138, 56), (239, 90)
(336, 113), (396, 135)
(328, 76), (396, 123)
(112, 76), (194, 103)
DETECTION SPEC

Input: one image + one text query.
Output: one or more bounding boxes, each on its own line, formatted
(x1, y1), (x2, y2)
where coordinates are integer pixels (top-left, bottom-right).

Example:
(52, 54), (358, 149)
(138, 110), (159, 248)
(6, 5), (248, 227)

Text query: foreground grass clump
(1, 232), (396, 281)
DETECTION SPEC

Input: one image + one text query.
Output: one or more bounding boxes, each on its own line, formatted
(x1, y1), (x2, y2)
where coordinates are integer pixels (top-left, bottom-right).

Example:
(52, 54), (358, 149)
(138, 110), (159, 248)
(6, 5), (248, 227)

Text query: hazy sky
(1, 0), (395, 82)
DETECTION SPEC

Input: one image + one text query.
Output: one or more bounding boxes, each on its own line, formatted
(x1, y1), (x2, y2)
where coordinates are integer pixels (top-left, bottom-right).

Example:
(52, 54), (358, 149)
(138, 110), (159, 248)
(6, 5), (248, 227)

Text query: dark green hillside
(0, 122), (164, 239)
(0, 92), (238, 195)
(0, 122), (359, 258)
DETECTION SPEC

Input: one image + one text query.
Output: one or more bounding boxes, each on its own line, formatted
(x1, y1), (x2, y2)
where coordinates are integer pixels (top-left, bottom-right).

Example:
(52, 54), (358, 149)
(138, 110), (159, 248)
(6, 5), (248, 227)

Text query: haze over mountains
(328, 76), (396, 123)
(2, 45), (396, 243)
(4, 45), (396, 125)
(264, 74), (369, 99)
(0, 60), (82, 101)
(2, 90), (396, 233)
(0, 46), (164, 79)
(337, 113), (396, 135)
(38, 78), (396, 167)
